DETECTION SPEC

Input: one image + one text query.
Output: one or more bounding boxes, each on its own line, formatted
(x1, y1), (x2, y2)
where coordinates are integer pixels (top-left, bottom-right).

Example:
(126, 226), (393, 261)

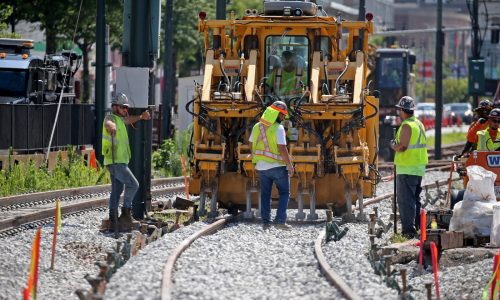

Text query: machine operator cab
(264, 38), (309, 102)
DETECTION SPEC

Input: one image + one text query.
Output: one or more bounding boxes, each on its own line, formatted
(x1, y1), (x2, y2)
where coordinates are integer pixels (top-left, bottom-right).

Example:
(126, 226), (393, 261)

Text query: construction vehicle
(0, 38), (81, 104)
(372, 47), (416, 162)
(187, 0), (379, 220)
(452, 151), (500, 206)
(0, 38), (93, 169)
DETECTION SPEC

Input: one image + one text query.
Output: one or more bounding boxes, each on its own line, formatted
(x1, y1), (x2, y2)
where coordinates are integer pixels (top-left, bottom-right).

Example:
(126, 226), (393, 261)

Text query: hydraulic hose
(334, 57), (349, 96)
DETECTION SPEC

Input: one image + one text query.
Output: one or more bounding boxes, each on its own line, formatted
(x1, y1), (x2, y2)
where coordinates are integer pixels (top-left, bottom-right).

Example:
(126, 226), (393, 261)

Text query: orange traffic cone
(449, 114), (453, 126)
(457, 115), (462, 127)
(430, 117), (435, 129)
(443, 116), (448, 127)
(90, 150), (97, 170)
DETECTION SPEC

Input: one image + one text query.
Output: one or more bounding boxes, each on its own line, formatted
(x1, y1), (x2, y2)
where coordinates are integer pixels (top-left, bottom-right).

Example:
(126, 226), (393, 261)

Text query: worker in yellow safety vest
(102, 93), (151, 237)
(391, 96), (428, 239)
(476, 108), (500, 151)
(250, 101), (294, 230)
(267, 50), (307, 100)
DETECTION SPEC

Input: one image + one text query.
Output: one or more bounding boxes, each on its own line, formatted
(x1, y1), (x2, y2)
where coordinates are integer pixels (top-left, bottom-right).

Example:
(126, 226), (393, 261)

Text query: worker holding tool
(459, 99), (493, 156)
(391, 96), (428, 239)
(102, 93), (151, 237)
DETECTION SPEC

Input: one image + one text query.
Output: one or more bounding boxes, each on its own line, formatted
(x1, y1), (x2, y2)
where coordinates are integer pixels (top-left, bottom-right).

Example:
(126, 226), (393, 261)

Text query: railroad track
(157, 176), (456, 300)
(0, 177), (185, 235)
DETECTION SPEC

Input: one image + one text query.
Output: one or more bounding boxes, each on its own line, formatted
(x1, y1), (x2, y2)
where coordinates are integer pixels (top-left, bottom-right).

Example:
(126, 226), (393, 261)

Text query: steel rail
(160, 217), (229, 300)
(0, 185), (185, 233)
(316, 176), (457, 299)
(314, 230), (362, 300)
(358, 178), (458, 211)
(0, 176), (183, 208)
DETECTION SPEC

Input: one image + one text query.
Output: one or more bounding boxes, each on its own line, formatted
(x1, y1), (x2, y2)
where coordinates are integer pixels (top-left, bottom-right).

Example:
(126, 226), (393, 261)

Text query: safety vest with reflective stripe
(477, 128), (500, 150)
(394, 116), (428, 167)
(102, 114), (131, 166)
(251, 122), (285, 165)
(273, 67), (303, 99)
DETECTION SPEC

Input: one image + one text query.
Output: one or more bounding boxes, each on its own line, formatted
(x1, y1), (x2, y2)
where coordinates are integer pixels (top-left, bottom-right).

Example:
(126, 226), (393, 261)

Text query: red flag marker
(430, 241), (440, 300)
(51, 199), (61, 270)
(89, 149), (97, 170)
(181, 154), (190, 200)
(492, 253), (500, 300)
(419, 208), (427, 273)
(23, 228), (41, 300)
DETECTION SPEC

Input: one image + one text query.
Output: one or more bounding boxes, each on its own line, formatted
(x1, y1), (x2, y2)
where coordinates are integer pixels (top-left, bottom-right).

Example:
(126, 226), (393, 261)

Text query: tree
(227, 0), (262, 18)
(164, 0), (215, 77)
(59, 0), (123, 103)
(0, 3), (19, 38)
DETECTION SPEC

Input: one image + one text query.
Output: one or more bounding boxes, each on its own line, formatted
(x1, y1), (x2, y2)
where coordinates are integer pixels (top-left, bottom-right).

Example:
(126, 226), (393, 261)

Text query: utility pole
(162, 0), (174, 140)
(358, 0), (366, 50)
(434, 0), (443, 160)
(358, 0), (366, 21)
(216, 0), (226, 20)
(122, 0), (158, 219)
(472, 0), (480, 107)
(95, 0), (106, 163)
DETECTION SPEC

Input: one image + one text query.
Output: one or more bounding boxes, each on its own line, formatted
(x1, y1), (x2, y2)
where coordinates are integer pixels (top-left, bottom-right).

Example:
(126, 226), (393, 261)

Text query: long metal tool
(393, 127), (397, 234)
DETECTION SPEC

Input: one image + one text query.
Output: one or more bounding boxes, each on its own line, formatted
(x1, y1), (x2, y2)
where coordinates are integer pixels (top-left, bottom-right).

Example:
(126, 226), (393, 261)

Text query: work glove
(390, 139), (397, 149)
(479, 118), (487, 124)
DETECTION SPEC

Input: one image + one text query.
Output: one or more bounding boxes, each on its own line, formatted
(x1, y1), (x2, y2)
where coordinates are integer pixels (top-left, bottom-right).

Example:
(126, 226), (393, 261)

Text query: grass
(426, 131), (466, 147)
(390, 233), (409, 243)
(0, 149), (109, 197)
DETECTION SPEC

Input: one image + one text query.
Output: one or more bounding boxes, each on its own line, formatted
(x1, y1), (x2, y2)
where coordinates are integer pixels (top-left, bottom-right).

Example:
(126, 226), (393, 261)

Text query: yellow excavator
(186, 0), (379, 221)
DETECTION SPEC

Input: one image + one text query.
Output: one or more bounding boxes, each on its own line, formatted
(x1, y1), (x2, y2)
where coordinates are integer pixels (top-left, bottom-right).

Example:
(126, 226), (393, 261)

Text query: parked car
(444, 103), (473, 124)
(414, 102), (435, 121)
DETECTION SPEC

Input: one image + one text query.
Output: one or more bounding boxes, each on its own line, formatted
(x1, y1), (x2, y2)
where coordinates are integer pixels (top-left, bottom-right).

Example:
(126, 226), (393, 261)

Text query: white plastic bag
(463, 165), (497, 202)
(450, 199), (496, 238)
(491, 205), (500, 246)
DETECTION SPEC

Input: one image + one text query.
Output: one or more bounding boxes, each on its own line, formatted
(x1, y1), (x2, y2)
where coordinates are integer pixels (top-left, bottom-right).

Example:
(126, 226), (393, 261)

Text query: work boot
(274, 223), (292, 230)
(109, 209), (119, 239)
(118, 207), (134, 232)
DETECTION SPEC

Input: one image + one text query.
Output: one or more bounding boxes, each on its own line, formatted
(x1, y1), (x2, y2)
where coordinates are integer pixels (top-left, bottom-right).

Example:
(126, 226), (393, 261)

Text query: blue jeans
(258, 166), (290, 224)
(108, 164), (139, 211)
(396, 174), (422, 236)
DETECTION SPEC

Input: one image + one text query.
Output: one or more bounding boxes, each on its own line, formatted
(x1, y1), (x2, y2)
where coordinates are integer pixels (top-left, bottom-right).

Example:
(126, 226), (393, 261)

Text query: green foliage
(416, 77), (468, 104)
(153, 138), (182, 177)
(227, 0), (263, 18)
(165, 0), (262, 76)
(0, 150), (110, 197)
(390, 233), (408, 243)
(152, 127), (193, 178)
(368, 36), (385, 47)
(0, 3), (20, 37)
(426, 131), (467, 147)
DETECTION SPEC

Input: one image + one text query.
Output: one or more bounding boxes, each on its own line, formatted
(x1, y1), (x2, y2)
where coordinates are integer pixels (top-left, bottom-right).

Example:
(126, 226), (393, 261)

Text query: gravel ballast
(172, 222), (342, 300)
(0, 210), (115, 300)
(1, 170), (496, 300)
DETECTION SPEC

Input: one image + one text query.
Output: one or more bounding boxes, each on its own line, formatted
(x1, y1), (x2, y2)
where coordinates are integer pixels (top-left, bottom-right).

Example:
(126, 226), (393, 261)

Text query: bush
(0, 148), (109, 197)
(152, 127), (193, 178)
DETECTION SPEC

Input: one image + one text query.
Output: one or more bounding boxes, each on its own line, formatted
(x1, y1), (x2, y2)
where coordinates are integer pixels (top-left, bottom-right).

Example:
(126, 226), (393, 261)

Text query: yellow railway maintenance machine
(187, 0), (380, 221)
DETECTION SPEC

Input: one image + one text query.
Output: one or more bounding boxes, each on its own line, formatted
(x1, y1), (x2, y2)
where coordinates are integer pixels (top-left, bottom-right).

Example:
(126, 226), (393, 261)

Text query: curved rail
(315, 230), (361, 300)
(160, 217), (229, 300)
